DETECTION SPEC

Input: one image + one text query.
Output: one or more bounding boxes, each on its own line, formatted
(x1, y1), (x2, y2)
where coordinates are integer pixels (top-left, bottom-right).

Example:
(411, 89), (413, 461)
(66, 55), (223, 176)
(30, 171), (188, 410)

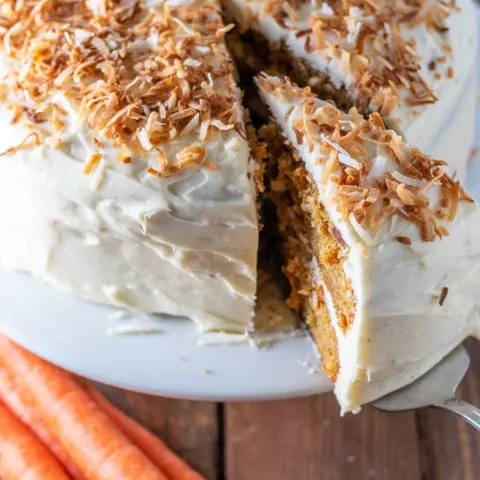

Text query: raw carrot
(87, 387), (205, 480)
(0, 400), (70, 480)
(0, 335), (168, 480)
(0, 367), (85, 480)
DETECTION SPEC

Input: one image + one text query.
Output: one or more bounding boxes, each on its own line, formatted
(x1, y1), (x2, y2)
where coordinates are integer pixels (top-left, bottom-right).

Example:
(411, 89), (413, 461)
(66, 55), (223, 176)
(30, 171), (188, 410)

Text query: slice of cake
(0, 0), (260, 332)
(257, 74), (480, 413)
(224, 0), (478, 178)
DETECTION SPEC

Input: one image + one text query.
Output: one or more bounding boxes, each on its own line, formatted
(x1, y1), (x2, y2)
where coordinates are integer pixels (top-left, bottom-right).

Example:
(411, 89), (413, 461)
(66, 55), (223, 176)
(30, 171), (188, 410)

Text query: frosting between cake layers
(0, 0), (259, 332)
(225, 0), (478, 177)
(258, 74), (480, 413)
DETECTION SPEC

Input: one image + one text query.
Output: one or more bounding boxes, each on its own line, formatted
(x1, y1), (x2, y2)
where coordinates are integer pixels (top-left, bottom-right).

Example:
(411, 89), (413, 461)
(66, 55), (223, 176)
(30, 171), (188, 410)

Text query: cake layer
(258, 74), (480, 413)
(260, 122), (342, 378)
(224, 0), (478, 178)
(0, 0), (259, 331)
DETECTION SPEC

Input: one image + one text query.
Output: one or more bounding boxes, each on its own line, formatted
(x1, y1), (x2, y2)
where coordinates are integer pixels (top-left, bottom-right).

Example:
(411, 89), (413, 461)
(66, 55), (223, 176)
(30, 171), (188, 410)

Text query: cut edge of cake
(257, 73), (480, 413)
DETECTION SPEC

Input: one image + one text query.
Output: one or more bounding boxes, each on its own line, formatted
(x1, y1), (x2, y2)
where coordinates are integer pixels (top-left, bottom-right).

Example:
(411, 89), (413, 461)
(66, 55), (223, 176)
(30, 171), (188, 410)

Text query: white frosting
(225, 0), (478, 177)
(0, 2), (259, 332)
(426, 65), (477, 181)
(258, 74), (480, 413)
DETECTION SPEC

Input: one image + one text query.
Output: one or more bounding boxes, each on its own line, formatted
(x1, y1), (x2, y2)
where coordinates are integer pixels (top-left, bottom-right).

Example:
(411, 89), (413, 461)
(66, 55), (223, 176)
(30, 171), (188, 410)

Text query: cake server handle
(435, 397), (480, 430)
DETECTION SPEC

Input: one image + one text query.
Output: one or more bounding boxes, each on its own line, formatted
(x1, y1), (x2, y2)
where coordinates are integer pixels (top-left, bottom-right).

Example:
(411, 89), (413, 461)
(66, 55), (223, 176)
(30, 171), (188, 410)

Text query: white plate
(1, 11), (480, 402)
(0, 269), (329, 400)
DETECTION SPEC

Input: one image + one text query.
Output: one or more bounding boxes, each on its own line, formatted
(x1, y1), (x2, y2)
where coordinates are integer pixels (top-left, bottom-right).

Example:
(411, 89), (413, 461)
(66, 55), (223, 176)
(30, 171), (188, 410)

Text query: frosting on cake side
(0, 0), (259, 331)
(258, 74), (480, 413)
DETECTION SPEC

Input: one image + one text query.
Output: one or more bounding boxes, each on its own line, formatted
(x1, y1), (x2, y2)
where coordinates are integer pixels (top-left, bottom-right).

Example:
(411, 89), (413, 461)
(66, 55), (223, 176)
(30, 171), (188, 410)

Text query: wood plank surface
(89, 339), (480, 480)
(225, 395), (421, 480)
(416, 338), (480, 480)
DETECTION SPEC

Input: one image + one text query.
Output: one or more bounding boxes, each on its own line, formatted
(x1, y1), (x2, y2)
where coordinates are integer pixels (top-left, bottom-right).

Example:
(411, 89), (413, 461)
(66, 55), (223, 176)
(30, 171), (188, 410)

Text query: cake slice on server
(0, 0), (260, 332)
(257, 74), (480, 413)
(224, 0), (478, 179)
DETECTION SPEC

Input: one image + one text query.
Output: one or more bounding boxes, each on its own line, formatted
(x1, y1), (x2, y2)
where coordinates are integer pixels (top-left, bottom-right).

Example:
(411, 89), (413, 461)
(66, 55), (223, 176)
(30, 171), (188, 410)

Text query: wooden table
(97, 339), (480, 480)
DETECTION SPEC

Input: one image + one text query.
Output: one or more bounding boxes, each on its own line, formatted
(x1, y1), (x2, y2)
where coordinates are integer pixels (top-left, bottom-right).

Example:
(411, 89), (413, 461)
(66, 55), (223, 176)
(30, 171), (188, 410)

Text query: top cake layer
(0, 0), (259, 330)
(225, 0), (477, 161)
(257, 74), (480, 412)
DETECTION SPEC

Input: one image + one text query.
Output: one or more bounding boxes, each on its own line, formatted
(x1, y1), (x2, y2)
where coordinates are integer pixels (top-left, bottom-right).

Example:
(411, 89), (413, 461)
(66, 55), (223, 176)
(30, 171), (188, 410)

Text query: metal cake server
(374, 345), (480, 430)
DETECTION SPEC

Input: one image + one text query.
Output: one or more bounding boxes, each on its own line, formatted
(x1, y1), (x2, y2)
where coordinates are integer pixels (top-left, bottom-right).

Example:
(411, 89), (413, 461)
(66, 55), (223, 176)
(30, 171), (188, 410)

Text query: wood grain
(225, 394), (421, 480)
(87, 339), (480, 480)
(416, 338), (480, 480)
(93, 385), (220, 479)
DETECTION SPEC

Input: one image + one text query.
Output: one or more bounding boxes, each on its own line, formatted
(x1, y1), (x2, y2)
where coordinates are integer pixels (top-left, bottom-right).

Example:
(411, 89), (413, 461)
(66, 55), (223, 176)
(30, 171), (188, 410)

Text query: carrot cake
(224, 0), (478, 179)
(257, 74), (480, 413)
(0, 0), (260, 332)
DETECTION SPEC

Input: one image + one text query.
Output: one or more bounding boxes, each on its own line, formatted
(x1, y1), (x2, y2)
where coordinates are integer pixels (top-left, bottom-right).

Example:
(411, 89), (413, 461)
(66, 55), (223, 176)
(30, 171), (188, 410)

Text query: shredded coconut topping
(259, 75), (474, 244)
(0, 0), (244, 176)
(259, 0), (459, 114)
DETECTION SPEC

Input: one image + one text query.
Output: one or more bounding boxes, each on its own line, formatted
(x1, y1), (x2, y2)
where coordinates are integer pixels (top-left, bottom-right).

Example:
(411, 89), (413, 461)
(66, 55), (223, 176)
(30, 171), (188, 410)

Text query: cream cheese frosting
(0, 0), (259, 332)
(258, 74), (480, 413)
(224, 0), (478, 178)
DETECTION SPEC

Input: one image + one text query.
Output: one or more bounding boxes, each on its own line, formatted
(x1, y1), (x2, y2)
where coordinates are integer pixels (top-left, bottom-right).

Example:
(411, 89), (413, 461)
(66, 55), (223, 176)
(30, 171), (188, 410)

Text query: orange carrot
(87, 387), (205, 480)
(0, 400), (71, 480)
(0, 367), (85, 480)
(0, 335), (167, 480)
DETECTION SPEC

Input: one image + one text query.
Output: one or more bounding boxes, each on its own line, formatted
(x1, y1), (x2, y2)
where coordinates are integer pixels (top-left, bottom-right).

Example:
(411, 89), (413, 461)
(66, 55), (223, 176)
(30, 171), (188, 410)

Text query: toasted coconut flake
(365, 187), (379, 204)
(90, 157), (105, 191)
(117, 147), (132, 164)
(338, 152), (361, 169)
(137, 127), (153, 152)
(367, 155), (387, 181)
(180, 112), (199, 135)
(199, 119), (211, 142)
(349, 212), (376, 246)
(210, 119), (234, 131)
(184, 58), (201, 68)
(83, 153), (103, 175)
(147, 167), (164, 178)
(392, 170), (423, 187)
(176, 145), (205, 168)
(320, 149), (338, 184)
(396, 183), (428, 206)
(0, 131), (40, 157)
(91, 37), (109, 56)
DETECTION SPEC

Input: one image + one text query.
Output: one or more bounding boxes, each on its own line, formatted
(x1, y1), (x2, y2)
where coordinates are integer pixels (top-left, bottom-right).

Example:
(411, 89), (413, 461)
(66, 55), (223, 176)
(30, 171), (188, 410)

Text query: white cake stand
(0, 11), (479, 402)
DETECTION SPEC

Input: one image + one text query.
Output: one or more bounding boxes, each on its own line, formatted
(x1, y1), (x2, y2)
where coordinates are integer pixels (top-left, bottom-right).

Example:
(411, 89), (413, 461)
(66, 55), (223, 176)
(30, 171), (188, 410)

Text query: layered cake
(257, 74), (480, 412)
(0, 0), (260, 332)
(0, 0), (478, 414)
(224, 0), (478, 179)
